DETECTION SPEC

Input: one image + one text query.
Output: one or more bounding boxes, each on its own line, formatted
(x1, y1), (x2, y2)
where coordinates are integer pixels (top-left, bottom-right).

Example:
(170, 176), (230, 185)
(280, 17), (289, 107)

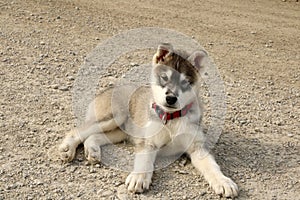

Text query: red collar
(152, 102), (193, 124)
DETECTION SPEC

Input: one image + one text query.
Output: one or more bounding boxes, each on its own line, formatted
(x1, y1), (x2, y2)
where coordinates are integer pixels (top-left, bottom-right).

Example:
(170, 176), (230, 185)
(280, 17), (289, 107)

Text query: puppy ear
(188, 50), (207, 71)
(153, 43), (173, 64)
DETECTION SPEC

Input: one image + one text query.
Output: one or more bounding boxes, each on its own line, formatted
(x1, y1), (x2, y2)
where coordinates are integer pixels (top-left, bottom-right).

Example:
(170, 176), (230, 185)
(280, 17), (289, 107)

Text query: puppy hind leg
(59, 103), (127, 163)
(84, 128), (127, 164)
(59, 120), (115, 162)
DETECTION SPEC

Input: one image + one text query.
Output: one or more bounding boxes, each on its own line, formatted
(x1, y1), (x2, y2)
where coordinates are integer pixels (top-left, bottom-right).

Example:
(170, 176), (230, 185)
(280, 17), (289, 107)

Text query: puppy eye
(160, 73), (168, 82)
(181, 80), (189, 88)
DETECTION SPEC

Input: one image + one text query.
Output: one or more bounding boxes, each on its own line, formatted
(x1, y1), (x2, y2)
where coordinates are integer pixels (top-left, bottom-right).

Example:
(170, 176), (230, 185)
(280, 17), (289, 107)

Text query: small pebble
(130, 63), (138, 67)
(95, 164), (101, 168)
(200, 191), (207, 196)
(239, 120), (247, 125)
(178, 170), (188, 174)
(51, 84), (59, 89)
(58, 86), (69, 91)
(108, 82), (114, 87)
(265, 44), (272, 48)
(34, 179), (44, 185)
(99, 190), (113, 197)
(67, 76), (75, 81)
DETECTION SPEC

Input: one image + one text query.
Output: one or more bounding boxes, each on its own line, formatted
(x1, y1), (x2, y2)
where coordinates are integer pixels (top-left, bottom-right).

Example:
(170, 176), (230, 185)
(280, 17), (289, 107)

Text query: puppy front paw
(210, 175), (238, 198)
(84, 144), (101, 164)
(58, 137), (78, 162)
(125, 172), (152, 193)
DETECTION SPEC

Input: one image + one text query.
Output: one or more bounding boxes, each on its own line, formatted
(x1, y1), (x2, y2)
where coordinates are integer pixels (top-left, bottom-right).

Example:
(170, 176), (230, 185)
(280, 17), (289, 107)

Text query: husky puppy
(58, 43), (238, 197)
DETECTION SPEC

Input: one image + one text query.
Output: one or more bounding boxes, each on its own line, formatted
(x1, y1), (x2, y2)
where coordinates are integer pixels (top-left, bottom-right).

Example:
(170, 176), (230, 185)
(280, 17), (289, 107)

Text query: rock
(58, 86), (69, 91)
(274, 121), (283, 126)
(99, 190), (113, 197)
(108, 82), (114, 87)
(254, 127), (262, 132)
(67, 76), (75, 81)
(89, 168), (96, 173)
(95, 164), (101, 168)
(6, 184), (17, 190)
(265, 44), (272, 48)
(287, 133), (294, 137)
(70, 166), (77, 173)
(200, 191), (207, 196)
(178, 170), (188, 174)
(239, 120), (247, 125)
(34, 179), (44, 185)
(179, 158), (187, 167)
(51, 84), (59, 89)
(76, 191), (83, 197)
(130, 62), (138, 67)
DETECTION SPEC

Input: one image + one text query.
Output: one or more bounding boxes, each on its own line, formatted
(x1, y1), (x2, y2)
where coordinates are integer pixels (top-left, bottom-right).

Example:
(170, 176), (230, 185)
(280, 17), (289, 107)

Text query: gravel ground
(0, 0), (299, 199)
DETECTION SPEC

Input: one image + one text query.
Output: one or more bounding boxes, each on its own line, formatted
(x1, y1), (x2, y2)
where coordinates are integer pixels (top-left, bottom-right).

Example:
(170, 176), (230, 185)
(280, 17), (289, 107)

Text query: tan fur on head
(153, 43), (174, 64)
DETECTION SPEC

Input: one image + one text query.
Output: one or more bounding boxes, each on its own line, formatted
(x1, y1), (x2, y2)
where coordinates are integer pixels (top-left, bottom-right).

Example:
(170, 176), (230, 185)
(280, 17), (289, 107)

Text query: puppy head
(151, 43), (207, 111)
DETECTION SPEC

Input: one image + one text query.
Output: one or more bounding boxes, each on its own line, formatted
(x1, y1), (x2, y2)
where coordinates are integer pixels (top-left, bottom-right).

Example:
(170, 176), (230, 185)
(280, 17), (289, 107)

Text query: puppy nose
(166, 96), (177, 105)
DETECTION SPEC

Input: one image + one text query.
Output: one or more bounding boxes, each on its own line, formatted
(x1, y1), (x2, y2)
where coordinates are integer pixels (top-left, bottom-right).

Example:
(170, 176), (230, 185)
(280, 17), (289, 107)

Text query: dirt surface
(0, 0), (299, 199)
